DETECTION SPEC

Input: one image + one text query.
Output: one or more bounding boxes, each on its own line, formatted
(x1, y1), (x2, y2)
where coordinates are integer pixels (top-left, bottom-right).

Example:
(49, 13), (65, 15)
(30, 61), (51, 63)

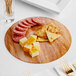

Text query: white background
(0, 0), (76, 76)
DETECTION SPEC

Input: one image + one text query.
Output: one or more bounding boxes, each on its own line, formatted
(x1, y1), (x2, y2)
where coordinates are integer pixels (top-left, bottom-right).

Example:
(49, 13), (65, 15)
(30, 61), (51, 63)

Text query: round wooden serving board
(5, 17), (72, 64)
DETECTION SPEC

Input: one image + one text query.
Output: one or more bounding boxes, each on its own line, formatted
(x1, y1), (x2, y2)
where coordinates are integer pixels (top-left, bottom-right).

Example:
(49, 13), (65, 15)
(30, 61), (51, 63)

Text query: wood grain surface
(5, 17), (72, 64)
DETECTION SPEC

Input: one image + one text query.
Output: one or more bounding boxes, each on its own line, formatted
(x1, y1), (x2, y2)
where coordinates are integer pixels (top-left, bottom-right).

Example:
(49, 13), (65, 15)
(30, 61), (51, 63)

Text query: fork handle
(68, 72), (76, 76)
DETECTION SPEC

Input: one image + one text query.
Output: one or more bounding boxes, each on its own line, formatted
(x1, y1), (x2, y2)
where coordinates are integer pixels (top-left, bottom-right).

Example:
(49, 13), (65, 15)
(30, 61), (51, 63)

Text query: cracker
(37, 37), (48, 42)
(48, 23), (62, 33)
(35, 22), (62, 40)
(35, 24), (49, 38)
(46, 31), (61, 43)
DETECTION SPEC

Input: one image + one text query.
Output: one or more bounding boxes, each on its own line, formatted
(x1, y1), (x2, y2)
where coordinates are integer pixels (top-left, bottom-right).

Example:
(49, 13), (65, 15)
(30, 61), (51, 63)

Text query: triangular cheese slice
(46, 31), (61, 43)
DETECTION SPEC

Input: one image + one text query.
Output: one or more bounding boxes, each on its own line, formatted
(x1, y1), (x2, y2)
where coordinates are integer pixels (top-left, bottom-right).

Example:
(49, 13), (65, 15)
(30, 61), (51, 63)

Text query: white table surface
(0, 0), (76, 76)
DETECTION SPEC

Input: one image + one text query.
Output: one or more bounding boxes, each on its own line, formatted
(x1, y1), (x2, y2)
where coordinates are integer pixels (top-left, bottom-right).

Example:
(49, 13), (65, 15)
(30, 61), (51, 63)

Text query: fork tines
(60, 60), (74, 74)
(73, 64), (76, 69)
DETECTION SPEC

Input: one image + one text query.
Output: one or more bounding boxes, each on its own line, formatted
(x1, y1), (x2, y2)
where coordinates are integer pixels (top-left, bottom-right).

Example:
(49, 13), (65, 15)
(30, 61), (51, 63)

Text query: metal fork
(24, 71), (32, 76)
(73, 64), (76, 70)
(60, 60), (75, 76)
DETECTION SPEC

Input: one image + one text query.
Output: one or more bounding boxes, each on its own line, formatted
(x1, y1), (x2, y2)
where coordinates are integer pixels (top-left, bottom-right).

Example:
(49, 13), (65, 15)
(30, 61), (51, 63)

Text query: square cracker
(48, 23), (62, 33)
(35, 24), (49, 38)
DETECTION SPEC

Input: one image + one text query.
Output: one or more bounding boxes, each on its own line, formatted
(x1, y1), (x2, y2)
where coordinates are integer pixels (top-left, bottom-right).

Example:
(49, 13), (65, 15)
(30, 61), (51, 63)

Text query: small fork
(73, 64), (76, 70)
(60, 60), (75, 76)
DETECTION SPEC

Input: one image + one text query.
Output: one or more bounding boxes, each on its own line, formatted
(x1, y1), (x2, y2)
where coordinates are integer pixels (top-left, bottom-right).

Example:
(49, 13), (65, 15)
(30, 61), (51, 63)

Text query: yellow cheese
(26, 35), (37, 45)
(29, 46), (39, 57)
(24, 44), (32, 53)
(33, 42), (40, 50)
(19, 37), (27, 47)
(29, 42), (40, 57)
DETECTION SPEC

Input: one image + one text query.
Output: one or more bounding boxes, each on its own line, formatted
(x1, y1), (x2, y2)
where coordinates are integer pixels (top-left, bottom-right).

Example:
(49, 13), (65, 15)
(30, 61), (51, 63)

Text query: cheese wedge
(46, 31), (61, 43)
(29, 42), (40, 57)
(24, 44), (32, 53)
(19, 37), (27, 47)
(25, 35), (37, 45)
(37, 37), (48, 42)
